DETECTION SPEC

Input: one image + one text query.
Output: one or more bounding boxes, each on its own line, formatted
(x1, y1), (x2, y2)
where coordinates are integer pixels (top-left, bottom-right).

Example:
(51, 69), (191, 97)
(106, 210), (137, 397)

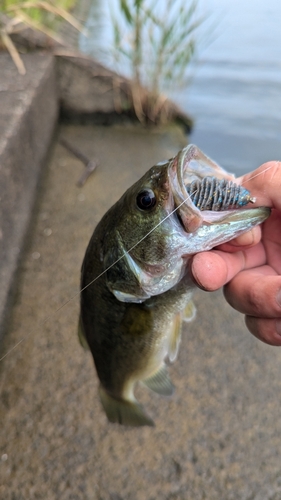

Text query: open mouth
(168, 144), (270, 234)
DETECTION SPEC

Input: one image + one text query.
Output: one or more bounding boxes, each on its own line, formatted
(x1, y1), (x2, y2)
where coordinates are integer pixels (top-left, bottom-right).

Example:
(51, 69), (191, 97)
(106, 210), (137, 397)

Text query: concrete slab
(56, 53), (192, 130)
(1, 124), (281, 499)
(0, 52), (58, 338)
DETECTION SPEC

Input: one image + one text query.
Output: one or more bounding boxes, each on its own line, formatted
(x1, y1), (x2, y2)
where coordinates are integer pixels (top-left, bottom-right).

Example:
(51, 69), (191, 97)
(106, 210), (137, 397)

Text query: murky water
(80, 0), (281, 175)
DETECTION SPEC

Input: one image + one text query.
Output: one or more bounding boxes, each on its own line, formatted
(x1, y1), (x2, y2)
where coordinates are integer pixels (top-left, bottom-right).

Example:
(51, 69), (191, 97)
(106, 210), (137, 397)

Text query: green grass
(110, 0), (205, 123)
(112, 0), (204, 95)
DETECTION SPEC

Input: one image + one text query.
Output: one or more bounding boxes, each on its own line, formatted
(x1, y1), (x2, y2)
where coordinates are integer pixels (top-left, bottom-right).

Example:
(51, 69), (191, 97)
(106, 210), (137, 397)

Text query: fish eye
(136, 189), (157, 211)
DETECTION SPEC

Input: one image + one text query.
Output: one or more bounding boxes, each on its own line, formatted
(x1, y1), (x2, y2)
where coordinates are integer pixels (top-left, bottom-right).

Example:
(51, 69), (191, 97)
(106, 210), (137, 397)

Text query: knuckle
(247, 279), (281, 317)
(247, 285), (266, 316)
(245, 317), (281, 346)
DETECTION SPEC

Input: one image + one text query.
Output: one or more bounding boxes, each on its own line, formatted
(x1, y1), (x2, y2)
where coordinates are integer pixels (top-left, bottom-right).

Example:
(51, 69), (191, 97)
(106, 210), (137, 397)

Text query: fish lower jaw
(201, 206), (271, 224)
(177, 206), (270, 255)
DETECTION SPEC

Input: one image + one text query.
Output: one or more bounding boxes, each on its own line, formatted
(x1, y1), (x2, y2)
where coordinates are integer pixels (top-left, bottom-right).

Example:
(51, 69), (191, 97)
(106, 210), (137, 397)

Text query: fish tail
(98, 385), (155, 427)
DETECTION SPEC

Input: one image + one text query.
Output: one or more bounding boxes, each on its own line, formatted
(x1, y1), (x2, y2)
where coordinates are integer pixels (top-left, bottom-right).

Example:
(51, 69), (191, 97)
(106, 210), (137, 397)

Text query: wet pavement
(1, 124), (281, 500)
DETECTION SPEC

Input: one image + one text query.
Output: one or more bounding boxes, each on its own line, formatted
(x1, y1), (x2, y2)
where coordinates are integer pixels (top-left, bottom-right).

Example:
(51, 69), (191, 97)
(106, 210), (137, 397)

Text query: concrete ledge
(0, 52), (58, 337)
(56, 53), (129, 115)
(56, 52), (193, 131)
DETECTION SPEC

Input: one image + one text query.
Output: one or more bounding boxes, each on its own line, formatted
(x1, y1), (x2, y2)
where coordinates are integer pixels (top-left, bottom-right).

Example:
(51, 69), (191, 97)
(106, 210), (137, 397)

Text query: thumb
(238, 161), (281, 210)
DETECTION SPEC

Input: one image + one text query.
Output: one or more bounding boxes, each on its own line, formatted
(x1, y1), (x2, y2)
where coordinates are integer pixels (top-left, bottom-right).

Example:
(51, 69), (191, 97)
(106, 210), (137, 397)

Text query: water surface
(80, 0), (281, 174)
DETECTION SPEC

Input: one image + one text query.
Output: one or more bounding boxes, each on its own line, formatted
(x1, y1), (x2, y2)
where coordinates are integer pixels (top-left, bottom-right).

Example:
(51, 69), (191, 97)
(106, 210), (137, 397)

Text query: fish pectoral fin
(168, 313), (182, 363)
(143, 364), (174, 397)
(111, 289), (148, 303)
(98, 385), (154, 427)
(167, 302), (196, 363)
(183, 300), (196, 323)
(77, 316), (90, 350)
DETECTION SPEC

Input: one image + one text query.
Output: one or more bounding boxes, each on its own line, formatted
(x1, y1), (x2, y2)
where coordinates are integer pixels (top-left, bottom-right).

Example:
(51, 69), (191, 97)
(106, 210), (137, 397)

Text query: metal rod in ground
(59, 137), (98, 187)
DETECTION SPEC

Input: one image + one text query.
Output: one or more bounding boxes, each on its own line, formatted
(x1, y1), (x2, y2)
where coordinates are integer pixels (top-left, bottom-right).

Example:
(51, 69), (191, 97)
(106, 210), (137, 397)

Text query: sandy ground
(1, 124), (281, 500)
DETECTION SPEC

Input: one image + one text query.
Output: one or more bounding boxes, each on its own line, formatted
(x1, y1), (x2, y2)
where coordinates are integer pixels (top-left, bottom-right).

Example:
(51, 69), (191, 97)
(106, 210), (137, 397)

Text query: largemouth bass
(79, 144), (270, 427)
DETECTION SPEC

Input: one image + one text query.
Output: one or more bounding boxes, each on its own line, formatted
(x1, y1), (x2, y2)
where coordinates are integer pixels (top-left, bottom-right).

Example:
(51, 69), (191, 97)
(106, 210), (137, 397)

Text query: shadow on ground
(1, 125), (281, 500)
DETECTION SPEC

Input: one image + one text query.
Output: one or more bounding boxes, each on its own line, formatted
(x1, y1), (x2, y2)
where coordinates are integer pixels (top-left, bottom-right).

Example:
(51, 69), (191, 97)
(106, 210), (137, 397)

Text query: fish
(79, 144), (270, 427)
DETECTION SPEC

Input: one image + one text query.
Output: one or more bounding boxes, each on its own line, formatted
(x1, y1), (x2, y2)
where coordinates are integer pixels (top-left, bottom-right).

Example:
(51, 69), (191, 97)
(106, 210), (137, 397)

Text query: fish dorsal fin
(143, 364), (174, 396)
(183, 300), (196, 323)
(98, 385), (154, 427)
(77, 316), (90, 350)
(168, 313), (182, 363)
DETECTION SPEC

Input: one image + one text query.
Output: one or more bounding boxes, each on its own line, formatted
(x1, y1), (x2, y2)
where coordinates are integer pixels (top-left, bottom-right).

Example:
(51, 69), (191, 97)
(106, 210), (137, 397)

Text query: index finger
(191, 242), (266, 291)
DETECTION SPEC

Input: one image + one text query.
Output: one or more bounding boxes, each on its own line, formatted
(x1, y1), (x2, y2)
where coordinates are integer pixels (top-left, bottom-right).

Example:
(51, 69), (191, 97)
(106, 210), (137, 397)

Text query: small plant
(0, 0), (83, 74)
(111, 0), (203, 122)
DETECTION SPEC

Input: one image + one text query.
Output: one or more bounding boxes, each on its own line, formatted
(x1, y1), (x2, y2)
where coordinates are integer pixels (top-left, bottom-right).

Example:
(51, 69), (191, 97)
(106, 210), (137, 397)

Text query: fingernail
(276, 320), (281, 336)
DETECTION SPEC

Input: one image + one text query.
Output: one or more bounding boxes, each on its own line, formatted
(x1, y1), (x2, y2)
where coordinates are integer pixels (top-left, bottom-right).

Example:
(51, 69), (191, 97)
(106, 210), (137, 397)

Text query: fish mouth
(168, 144), (229, 232)
(168, 144), (270, 249)
(186, 206), (271, 253)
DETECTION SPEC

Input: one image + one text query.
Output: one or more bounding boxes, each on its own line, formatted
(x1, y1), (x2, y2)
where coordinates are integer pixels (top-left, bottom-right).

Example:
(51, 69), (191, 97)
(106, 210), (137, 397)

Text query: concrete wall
(0, 53), (58, 337)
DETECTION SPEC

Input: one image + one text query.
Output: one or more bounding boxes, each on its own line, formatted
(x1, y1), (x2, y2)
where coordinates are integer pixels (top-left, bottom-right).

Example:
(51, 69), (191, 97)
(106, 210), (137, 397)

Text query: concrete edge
(55, 52), (193, 131)
(0, 53), (59, 339)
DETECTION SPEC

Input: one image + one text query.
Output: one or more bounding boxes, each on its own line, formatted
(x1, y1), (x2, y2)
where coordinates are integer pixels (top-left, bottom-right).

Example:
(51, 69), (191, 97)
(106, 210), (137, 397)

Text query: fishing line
(0, 192), (195, 362)
(0, 161), (278, 479)
(0, 162), (277, 362)
(240, 162), (279, 185)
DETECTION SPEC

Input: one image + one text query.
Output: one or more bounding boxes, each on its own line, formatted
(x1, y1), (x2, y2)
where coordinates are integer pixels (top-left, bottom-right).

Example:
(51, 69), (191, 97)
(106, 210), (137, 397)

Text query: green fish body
(80, 145), (270, 426)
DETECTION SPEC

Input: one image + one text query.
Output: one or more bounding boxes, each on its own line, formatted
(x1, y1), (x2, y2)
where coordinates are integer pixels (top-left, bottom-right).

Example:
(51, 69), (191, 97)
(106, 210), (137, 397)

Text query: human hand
(191, 161), (281, 346)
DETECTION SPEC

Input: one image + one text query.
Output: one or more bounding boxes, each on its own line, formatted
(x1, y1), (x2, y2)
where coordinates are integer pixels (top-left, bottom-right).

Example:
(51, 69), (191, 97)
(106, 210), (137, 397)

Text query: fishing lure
(185, 176), (255, 211)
